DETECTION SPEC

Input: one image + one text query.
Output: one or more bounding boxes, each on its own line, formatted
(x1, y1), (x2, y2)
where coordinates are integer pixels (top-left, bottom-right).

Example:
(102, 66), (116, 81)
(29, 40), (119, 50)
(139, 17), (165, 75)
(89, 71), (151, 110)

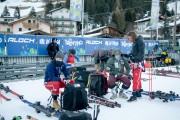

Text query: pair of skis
(0, 83), (61, 118)
(127, 90), (180, 102)
(88, 94), (121, 108)
(0, 84), (23, 101)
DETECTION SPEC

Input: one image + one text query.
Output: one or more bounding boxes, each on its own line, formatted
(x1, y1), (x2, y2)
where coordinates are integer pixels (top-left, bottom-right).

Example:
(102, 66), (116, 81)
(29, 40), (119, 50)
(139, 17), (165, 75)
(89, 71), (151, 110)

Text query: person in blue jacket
(44, 51), (74, 109)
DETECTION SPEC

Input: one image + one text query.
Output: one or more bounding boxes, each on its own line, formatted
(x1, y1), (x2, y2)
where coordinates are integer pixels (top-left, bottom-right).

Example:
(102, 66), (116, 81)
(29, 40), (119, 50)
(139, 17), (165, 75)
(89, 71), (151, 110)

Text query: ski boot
(110, 93), (117, 100)
(119, 89), (128, 99)
(53, 100), (60, 110)
(136, 89), (143, 98)
(127, 91), (137, 102)
(110, 87), (118, 100)
(12, 116), (22, 120)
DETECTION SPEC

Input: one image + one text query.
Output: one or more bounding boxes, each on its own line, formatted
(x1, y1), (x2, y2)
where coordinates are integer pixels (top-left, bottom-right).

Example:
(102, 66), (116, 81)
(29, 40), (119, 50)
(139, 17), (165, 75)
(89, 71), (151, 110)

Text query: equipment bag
(89, 73), (107, 97)
(59, 111), (92, 120)
(61, 83), (88, 111)
(72, 71), (91, 87)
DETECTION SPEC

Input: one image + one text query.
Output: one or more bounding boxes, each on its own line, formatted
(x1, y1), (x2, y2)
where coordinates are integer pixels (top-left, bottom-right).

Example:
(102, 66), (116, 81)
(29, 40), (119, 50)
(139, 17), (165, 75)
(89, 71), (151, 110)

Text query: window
(19, 28), (22, 31)
(33, 20), (36, 23)
(28, 28), (31, 31)
(7, 28), (10, 32)
(28, 20), (31, 23)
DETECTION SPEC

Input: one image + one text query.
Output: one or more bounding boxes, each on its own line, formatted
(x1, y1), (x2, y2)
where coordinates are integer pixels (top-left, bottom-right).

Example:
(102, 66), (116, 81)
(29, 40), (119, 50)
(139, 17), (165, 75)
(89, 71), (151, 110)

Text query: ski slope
(0, 66), (180, 120)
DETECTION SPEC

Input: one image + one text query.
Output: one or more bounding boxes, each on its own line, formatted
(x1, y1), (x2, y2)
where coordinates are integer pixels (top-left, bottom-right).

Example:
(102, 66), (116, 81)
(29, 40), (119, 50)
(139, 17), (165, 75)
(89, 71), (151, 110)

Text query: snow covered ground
(0, 66), (180, 120)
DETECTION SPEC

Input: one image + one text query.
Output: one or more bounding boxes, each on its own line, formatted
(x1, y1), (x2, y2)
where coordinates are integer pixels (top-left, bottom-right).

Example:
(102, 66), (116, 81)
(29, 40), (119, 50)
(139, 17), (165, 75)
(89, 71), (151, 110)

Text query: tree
(1, 6), (10, 17)
(45, 2), (54, 15)
(29, 7), (36, 17)
(0, 0), (7, 2)
(55, 2), (62, 9)
(14, 6), (20, 19)
(163, 15), (171, 39)
(65, 0), (70, 9)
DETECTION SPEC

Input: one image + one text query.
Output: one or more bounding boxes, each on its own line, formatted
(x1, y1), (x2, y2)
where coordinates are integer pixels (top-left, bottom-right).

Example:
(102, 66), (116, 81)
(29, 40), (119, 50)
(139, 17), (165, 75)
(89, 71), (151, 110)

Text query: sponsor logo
(65, 38), (83, 46)
(86, 40), (102, 44)
(0, 38), (2, 43)
(39, 38), (60, 45)
(121, 41), (132, 47)
(8, 37), (35, 43)
(105, 41), (119, 46)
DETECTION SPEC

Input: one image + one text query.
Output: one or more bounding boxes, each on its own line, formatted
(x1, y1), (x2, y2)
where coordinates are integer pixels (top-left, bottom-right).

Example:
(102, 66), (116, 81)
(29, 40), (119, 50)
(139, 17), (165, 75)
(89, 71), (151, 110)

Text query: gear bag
(61, 83), (88, 111)
(59, 111), (92, 120)
(89, 73), (107, 97)
(72, 71), (91, 87)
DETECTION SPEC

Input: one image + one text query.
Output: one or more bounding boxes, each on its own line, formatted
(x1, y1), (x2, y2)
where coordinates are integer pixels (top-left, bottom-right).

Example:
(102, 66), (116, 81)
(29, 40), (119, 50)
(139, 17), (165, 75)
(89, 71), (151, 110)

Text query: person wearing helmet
(105, 49), (131, 100)
(44, 51), (74, 109)
(47, 38), (59, 60)
(63, 49), (80, 67)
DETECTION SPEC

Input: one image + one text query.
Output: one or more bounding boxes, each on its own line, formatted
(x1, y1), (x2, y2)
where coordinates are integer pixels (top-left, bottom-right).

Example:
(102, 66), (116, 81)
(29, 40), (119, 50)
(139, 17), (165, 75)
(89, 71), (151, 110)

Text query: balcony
(55, 30), (74, 34)
(54, 24), (74, 28)
(52, 18), (70, 21)
(22, 22), (38, 29)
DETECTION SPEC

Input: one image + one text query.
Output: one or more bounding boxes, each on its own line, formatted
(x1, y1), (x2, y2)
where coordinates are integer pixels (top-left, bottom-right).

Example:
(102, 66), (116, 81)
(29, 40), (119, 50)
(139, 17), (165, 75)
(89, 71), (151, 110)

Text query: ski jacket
(105, 56), (130, 76)
(131, 35), (145, 63)
(44, 61), (70, 82)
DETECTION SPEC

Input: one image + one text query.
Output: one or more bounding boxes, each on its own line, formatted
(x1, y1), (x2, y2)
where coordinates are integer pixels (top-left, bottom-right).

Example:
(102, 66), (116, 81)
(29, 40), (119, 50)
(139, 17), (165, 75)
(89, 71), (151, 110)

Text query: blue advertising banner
(119, 40), (133, 54)
(37, 36), (62, 55)
(145, 40), (159, 54)
(6, 34), (37, 56)
(104, 38), (120, 50)
(63, 37), (85, 55)
(0, 34), (5, 56)
(85, 38), (104, 55)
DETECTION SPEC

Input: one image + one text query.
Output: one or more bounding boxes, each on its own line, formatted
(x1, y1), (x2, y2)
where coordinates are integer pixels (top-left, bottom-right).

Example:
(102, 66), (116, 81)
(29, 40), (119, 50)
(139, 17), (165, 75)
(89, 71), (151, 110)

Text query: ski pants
(132, 66), (142, 91)
(108, 75), (131, 89)
(44, 80), (74, 95)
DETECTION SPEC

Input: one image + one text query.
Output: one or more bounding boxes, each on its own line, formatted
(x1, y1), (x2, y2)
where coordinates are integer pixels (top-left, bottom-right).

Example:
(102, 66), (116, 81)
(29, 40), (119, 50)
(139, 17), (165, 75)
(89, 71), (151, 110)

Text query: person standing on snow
(44, 51), (74, 109)
(105, 50), (131, 100)
(127, 31), (145, 102)
(47, 38), (59, 60)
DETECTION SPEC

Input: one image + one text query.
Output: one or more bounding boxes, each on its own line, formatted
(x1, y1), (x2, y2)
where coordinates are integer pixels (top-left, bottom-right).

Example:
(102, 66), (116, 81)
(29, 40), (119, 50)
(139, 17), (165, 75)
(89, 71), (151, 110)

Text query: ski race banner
(69, 0), (82, 22)
(0, 34), (5, 56)
(37, 35), (62, 55)
(6, 34), (37, 56)
(3, 34), (160, 56)
(150, 0), (159, 30)
(85, 38), (104, 55)
(119, 40), (133, 54)
(63, 37), (85, 55)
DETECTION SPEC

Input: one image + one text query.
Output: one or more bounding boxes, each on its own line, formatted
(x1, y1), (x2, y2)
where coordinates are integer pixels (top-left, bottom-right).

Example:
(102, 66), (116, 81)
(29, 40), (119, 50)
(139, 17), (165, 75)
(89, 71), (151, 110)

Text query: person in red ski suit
(127, 31), (145, 102)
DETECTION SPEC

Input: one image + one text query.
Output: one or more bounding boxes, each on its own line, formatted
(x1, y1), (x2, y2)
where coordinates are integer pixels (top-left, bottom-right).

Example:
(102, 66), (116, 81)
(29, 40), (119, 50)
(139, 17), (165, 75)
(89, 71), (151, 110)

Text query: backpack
(89, 73), (107, 97)
(61, 83), (88, 111)
(59, 111), (92, 120)
(72, 71), (91, 88)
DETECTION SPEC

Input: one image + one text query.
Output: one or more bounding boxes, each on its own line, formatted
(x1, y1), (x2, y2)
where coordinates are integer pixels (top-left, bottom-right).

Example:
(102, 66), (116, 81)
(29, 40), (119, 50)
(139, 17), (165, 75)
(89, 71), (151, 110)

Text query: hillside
(0, 0), (45, 17)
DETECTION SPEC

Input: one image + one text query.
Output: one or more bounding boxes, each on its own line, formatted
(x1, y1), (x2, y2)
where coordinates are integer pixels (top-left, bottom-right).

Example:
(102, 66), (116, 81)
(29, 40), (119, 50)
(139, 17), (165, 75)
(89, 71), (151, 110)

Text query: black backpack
(59, 111), (92, 120)
(72, 71), (91, 87)
(89, 73), (107, 97)
(61, 83), (88, 111)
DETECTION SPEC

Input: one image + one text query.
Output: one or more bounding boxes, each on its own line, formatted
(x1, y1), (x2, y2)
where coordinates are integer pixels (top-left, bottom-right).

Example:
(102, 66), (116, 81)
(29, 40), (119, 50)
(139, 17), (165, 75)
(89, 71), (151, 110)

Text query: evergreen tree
(14, 6), (20, 19)
(45, 2), (54, 15)
(1, 6), (10, 17)
(55, 2), (62, 9)
(29, 7), (36, 17)
(163, 16), (171, 39)
(65, 0), (70, 9)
